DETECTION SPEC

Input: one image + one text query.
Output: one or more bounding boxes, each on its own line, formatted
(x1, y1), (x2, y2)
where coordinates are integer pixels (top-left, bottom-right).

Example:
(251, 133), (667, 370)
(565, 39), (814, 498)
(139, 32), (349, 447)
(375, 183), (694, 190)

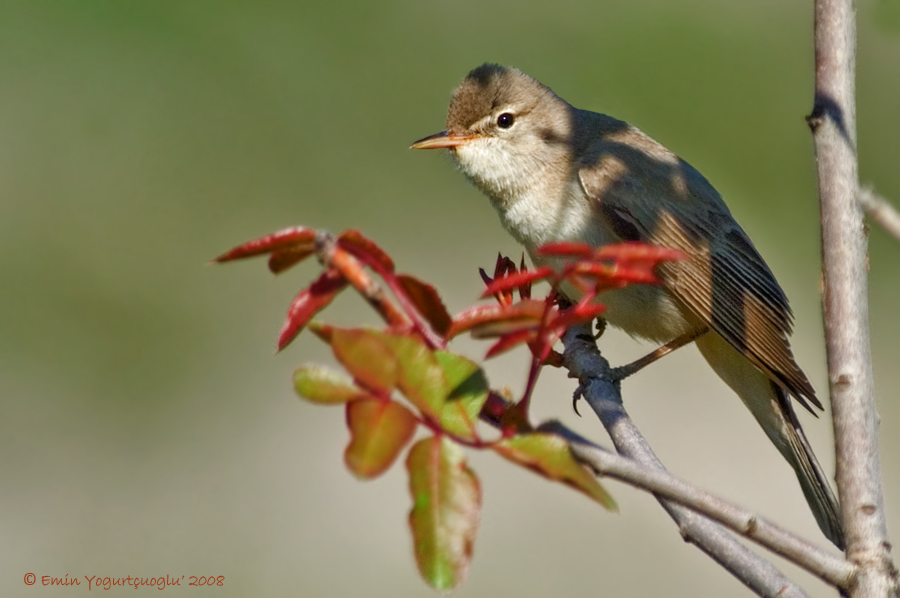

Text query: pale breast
(526, 179), (700, 343)
(474, 148), (699, 344)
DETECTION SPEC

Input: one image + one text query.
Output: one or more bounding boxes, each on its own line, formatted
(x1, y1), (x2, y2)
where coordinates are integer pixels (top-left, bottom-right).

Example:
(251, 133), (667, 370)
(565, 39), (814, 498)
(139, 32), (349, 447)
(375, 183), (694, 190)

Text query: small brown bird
(412, 63), (843, 548)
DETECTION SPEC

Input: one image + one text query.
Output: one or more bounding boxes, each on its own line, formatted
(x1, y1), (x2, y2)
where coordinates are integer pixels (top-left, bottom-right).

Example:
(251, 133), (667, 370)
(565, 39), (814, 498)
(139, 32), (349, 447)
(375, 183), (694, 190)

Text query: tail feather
(774, 384), (844, 549)
(695, 332), (844, 548)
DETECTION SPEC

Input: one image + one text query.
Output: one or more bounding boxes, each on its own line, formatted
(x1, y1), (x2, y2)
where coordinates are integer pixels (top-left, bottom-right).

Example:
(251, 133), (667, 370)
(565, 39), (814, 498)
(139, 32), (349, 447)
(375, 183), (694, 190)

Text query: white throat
(452, 139), (606, 253)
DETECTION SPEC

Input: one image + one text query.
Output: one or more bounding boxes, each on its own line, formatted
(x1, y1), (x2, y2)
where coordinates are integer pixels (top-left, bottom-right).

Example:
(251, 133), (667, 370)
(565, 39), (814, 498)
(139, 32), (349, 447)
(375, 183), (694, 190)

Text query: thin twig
(317, 232), (447, 348)
(859, 187), (900, 243)
(318, 240), (410, 328)
(560, 323), (811, 598)
(480, 379), (854, 589)
(809, 1), (897, 597)
(367, 262), (446, 349)
(331, 231), (445, 348)
(518, 297), (558, 413)
(535, 421), (854, 589)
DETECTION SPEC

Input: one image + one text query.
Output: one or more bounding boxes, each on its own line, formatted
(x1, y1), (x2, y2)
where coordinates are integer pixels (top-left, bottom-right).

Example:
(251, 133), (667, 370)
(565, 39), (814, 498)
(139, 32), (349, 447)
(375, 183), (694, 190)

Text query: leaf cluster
(215, 227), (681, 589)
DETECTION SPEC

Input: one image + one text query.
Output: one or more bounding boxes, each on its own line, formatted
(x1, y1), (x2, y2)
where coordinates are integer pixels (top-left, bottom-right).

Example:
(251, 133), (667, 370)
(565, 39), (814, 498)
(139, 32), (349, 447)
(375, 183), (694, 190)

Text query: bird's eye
(497, 113), (514, 129)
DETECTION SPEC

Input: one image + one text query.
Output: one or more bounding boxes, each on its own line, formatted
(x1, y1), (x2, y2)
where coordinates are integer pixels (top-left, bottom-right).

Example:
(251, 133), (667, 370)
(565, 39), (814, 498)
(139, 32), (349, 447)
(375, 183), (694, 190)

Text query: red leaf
(540, 242), (685, 289)
(532, 327), (566, 363)
(478, 391), (514, 425)
(397, 274), (453, 337)
(483, 254), (518, 306)
(492, 254), (517, 280)
(567, 262), (615, 277)
(407, 436), (482, 591)
(535, 241), (594, 259)
(484, 329), (538, 359)
(518, 254), (531, 299)
(214, 226), (317, 263)
(547, 303), (607, 331)
(478, 267), (494, 287)
(569, 261), (657, 285)
(268, 248), (314, 274)
(480, 267), (510, 307)
(479, 267), (555, 298)
(594, 242), (686, 263)
(344, 398), (418, 479)
(337, 229), (395, 273)
(277, 269), (347, 350)
(446, 300), (546, 339)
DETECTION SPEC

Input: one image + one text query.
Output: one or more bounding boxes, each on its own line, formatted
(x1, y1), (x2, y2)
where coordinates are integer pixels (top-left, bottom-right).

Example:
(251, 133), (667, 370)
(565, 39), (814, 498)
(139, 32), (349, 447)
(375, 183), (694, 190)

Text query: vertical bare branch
(808, 1), (897, 596)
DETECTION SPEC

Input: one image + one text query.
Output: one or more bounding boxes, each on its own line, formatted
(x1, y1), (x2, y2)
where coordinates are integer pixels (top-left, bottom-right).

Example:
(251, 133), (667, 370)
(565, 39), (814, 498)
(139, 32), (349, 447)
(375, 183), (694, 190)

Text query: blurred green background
(2, 2), (898, 596)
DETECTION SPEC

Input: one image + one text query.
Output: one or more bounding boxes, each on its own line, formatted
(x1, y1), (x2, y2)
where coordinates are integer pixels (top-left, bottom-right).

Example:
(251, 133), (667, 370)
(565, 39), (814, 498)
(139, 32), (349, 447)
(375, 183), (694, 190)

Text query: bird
(411, 63), (843, 549)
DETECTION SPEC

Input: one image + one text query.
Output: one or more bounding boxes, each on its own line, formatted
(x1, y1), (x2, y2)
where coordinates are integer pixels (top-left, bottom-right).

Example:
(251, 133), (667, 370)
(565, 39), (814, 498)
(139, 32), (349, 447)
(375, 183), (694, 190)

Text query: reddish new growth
(449, 242), (684, 413)
(215, 227), (447, 350)
(215, 226), (681, 591)
(216, 228), (682, 421)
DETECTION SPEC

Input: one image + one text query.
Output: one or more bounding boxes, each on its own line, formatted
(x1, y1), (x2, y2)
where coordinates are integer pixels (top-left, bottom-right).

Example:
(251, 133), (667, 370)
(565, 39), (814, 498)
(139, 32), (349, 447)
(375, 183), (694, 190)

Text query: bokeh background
(2, 2), (898, 596)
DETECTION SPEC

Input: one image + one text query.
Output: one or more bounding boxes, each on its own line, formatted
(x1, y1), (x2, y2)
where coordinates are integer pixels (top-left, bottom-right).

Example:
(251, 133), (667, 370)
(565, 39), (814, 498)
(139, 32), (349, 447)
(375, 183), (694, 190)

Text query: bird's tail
(772, 383), (845, 549)
(695, 333), (844, 549)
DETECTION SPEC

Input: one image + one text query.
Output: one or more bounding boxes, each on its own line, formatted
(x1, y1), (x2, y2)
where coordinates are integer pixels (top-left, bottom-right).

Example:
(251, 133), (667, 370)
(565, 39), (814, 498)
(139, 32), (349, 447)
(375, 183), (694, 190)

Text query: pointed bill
(410, 131), (480, 150)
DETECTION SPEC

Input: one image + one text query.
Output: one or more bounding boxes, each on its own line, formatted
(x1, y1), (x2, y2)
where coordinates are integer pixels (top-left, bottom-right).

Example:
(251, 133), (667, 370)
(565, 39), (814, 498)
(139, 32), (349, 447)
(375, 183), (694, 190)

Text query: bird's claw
(572, 384), (585, 416)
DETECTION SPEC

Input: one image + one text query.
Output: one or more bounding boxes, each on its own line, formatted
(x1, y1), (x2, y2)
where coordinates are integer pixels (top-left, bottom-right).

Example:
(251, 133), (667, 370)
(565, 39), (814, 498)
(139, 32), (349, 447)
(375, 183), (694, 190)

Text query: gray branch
(808, 1), (898, 596)
(859, 187), (900, 243)
(538, 420), (853, 589)
(560, 324), (811, 598)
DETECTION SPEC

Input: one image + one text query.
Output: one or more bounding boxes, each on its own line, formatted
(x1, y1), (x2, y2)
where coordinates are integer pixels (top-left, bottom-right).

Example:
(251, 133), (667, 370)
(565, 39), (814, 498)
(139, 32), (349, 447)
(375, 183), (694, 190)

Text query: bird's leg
(569, 318), (609, 416)
(610, 326), (709, 382)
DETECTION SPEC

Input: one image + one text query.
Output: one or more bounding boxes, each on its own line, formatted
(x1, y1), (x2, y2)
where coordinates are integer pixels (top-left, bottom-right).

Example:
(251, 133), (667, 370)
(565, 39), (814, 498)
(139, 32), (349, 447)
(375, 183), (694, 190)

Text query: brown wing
(577, 129), (821, 412)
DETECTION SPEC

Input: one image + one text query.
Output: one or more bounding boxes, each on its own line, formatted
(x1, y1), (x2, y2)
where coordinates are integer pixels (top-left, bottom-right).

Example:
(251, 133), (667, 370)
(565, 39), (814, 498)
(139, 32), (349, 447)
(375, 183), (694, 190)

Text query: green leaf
(330, 328), (399, 395)
(494, 433), (616, 510)
(407, 436), (481, 591)
(379, 332), (448, 421)
(434, 351), (489, 441)
(316, 328), (456, 422)
(344, 399), (418, 479)
(294, 364), (372, 404)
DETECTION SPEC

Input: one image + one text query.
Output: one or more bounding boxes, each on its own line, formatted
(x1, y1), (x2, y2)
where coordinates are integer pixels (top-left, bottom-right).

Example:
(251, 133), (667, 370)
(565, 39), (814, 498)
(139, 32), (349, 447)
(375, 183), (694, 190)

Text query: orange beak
(410, 130), (479, 150)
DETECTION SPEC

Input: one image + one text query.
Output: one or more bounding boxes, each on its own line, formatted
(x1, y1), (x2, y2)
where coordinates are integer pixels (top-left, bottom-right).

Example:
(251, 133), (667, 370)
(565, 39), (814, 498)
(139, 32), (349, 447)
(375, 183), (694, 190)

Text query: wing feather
(578, 130), (820, 412)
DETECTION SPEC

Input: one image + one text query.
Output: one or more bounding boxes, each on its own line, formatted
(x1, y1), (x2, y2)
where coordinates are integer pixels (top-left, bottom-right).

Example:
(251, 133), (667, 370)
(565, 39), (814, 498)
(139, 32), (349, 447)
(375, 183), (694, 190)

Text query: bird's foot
(610, 326), (709, 382)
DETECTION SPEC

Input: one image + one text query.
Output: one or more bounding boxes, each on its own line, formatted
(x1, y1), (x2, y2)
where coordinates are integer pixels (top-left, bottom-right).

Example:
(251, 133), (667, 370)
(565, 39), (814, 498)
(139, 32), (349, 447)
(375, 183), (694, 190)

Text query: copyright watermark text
(23, 573), (224, 590)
